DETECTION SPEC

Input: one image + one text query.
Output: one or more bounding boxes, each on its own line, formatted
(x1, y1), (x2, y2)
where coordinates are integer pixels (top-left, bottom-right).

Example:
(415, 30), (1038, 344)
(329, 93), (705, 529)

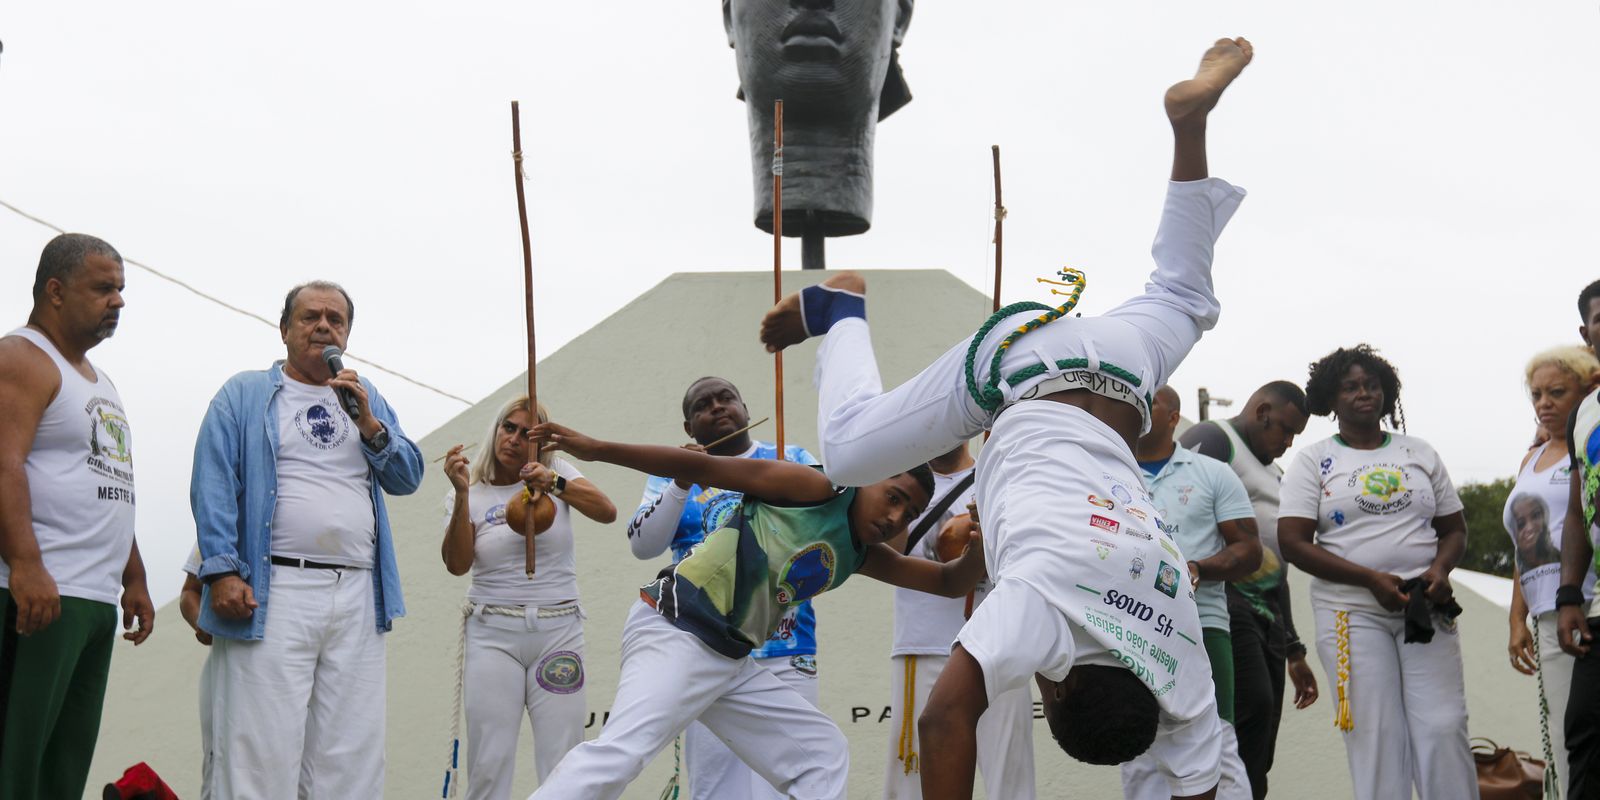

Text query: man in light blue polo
(1122, 385), (1260, 798)
(191, 280), (423, 799)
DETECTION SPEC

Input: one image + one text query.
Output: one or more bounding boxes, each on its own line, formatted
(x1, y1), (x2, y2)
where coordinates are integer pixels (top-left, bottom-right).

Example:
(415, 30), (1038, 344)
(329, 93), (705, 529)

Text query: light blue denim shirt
(191, 361), (423, 640)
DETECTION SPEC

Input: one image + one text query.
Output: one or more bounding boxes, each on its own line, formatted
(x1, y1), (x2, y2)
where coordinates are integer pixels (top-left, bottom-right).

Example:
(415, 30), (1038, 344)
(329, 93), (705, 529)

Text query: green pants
(0, 587), (116, 800)
(1203, 626), (1236, 724)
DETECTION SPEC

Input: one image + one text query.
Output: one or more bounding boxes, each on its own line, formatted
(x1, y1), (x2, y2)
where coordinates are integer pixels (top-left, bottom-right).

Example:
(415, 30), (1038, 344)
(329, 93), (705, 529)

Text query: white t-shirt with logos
(1279, 433), (1464, 613)
(447, 458), (584, 607)
(891, 465), (987, 657)
(271, 378), (376, 567)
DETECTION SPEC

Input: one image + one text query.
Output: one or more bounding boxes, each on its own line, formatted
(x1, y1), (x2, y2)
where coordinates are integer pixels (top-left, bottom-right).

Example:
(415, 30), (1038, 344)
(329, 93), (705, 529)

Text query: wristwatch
(362, 423), (391, 452)
(549, 474), (568, 497)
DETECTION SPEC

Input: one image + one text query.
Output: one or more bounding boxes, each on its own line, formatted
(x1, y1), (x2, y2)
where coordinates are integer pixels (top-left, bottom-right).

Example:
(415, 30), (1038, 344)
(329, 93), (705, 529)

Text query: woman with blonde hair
(439, 395), (616, 798)
(1506, 345), (1600, 797)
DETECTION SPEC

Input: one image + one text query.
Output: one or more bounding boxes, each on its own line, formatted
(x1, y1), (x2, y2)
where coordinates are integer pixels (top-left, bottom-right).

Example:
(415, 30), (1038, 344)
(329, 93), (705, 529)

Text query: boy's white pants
(465, 605), (587, 799)
(1119, 720), (1250, 800)
(685, 655), (819, 800)
(882, 654), (1035, 800)
(1312, 606), (1477, 800)
(529, 602), (848, 800)
(811, 178), (1244, 488)
(210, 565), (386, 800)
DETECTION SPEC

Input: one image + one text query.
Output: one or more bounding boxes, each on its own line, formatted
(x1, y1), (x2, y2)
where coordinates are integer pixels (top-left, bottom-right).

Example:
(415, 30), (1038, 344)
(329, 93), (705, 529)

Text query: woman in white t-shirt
(1278, 345), (1476, 800)
(439, 395), (617, 799)
(1505, 345), (1600, 795)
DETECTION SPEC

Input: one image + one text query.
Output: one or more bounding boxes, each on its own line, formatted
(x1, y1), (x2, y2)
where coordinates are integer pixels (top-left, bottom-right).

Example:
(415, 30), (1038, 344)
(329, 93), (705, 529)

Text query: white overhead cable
(0, 198), (473, 406)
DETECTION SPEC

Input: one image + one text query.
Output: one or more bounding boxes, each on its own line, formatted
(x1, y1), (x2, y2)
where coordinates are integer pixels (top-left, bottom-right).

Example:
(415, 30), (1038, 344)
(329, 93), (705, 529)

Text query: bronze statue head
(724, 0), (914, 239)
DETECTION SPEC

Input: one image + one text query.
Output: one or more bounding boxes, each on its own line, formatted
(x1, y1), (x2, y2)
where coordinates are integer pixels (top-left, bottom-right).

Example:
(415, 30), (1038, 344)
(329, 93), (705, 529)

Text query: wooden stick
(970, 145), (1005, 617)
(511, 100), (538, 578)
(991, 144), (1004, 313)
(431, 444), (476, 464)
(704, 416), (770, 451)
(772, 100), (786, 461)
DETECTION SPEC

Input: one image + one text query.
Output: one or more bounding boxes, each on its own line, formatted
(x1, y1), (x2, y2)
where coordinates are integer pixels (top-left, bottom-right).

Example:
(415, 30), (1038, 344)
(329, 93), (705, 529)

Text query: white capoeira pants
(529, 602), (848, 800)
(1312, 607), (1477, 800)
(685, 655), (819, 800)
(210, 565), (386, 800)
(1119, 720), (1250, 800)
(812, 178), (1244, 488)
(465, 605), (587, 799)
(198, 645), (216, 800)
(882, 654), (1036, 800)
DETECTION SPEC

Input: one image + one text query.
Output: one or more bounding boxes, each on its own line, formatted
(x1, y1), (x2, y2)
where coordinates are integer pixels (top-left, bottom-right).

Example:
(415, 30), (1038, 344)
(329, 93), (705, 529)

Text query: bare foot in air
(760, 271), (866, 353)
(1164, 37), (1253, 127)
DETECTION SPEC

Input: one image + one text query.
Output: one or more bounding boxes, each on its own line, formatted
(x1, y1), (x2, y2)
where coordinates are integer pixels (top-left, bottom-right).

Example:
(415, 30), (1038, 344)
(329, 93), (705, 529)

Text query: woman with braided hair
(438, 395), (617, 799)
(1277, 345), (1475, 800)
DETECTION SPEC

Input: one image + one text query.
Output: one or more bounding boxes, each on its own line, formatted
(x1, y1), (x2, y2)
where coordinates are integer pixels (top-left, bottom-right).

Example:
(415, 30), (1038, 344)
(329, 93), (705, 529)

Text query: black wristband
(1285, 638), (1308, 659)
(1556, 584), (1587, 609)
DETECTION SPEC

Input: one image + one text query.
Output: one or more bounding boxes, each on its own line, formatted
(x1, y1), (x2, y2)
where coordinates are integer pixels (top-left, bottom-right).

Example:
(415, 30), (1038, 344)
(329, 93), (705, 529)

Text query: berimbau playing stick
(772, 100), (786, 461)
(704, 416), (771, 451)
(511, 100), (538, 578)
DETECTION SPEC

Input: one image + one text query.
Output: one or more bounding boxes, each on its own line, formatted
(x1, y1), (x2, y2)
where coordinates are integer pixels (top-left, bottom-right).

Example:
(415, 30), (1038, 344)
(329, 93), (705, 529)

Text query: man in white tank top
(0, 233), (154, 800)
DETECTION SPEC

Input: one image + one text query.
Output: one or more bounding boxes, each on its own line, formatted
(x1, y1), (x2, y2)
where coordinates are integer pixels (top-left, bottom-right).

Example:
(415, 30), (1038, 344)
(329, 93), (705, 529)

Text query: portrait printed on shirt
(1509, 492), (1561, 572)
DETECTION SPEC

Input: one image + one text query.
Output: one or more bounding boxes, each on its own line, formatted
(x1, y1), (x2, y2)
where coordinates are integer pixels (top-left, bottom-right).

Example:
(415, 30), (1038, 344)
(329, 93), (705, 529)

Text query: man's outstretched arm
(918, 644), (988, 800)
(533, 421), (835, 505)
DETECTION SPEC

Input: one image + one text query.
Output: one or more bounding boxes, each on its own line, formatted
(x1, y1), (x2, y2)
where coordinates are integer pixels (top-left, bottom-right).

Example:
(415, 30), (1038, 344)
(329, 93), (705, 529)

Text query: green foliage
(1459, 478), (1515, 578)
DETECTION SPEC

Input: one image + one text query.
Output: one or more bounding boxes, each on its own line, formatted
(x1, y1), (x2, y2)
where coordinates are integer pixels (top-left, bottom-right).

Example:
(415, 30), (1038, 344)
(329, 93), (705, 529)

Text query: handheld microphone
(321, 345), (362, 421)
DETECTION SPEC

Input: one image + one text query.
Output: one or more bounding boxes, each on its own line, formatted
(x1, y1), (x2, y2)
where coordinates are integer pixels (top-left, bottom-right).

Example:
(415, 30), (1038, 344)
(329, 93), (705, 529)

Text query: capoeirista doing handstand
(523, 420), (988, 800)
(761, 37), (1256, 800)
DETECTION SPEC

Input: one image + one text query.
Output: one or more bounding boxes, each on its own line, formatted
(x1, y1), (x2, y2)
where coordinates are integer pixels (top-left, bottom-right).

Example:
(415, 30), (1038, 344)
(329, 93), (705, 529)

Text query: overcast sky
(3, 2), (1597, 606)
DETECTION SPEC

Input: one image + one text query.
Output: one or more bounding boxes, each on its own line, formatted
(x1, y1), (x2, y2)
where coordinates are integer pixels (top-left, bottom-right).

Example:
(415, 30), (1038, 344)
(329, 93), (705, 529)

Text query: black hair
(1580, 279), (1600, 323)
(280, 280), (355, 330)
(1258, 380), (1308, 417)
(1046, 665), (1159, 765)
(903, 463), (935, 501)
(681, 376), (743, 420)
(1304, 344), (1405, 431)
(33, 233), (121, 302)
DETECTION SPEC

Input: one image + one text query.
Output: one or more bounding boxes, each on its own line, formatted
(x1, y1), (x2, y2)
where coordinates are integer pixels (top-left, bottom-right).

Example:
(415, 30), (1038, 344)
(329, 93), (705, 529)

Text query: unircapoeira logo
(1351, 464), (1413, 515)
(537, 651), (584, 694)
(776, 542), (836, 604)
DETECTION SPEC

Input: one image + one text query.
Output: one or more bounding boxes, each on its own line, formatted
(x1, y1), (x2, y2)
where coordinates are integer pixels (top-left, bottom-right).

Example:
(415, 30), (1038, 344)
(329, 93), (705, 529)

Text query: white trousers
(210, 565), (386, 800)
(812, 178), (1243, 487)
(1312, 607), (1477, 800)
(466, 606), (587, 799)
(530, 603), (847, 800)
(1535, 610), (1581, 795)
(1120, 720), (1250, 800)
(685, 654), (819, 800)
(199, 646), (216, 800)
(882, 654), (1035, 800)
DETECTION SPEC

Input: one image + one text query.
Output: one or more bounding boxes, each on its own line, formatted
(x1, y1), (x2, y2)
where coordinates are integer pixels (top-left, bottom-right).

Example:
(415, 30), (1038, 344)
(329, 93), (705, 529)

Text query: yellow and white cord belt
(1334, 610), (1353, 733)
(899, 655), (920, 775)
(441, 601), (581, 797)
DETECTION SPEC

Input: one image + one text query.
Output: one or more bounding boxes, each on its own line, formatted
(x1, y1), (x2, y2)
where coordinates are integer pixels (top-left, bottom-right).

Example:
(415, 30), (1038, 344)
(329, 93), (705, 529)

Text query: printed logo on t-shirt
(1177, 486), (1195, 506)
(775, 542), (836, 604)
(293, 400), (351, 450)
(1320, 457), (1335, 476)
(1111, 484), (1133, 505)
(1154, 561), (1181, 598)
(1158, 537), (1182, 562)
(1090, 514), (1120, 534)
(1129, 556), (1145, 579)
(84, 395), (134, 495)
(486, 503), (507, 526)
(1351, 463), (1413, 514)
(1329, 509), (1347, 526)
(700, 489), (742, 534)
(1126, 507), (1149, 522)
(1088, 494), (1115, 510)
(790, 654), (818, 676)
(1093, 538), (1117, 560)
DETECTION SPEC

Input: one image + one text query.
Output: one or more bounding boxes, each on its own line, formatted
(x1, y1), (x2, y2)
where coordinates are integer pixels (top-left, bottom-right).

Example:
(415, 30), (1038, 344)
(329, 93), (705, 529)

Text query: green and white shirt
(1280, 433), (1463, 614)
(641, 488), (867, 659)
